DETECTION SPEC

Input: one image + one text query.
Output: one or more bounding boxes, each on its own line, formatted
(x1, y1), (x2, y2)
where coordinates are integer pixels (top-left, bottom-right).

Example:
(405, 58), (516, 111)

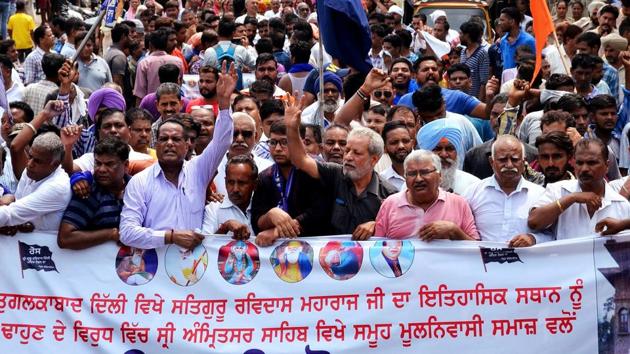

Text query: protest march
(1, 0), (630, 352)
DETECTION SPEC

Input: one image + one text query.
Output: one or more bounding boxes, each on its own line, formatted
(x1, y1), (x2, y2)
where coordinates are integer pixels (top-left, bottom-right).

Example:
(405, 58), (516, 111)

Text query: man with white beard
(416, 119), (479, 194)
(300, 72), (344, 126)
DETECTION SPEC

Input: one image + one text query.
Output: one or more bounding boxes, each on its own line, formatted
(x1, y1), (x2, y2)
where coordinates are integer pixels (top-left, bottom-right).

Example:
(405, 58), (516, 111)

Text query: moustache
(500, 167), (519, 174)
(231, 143), (249, 149)
(413, 182), (428, 189)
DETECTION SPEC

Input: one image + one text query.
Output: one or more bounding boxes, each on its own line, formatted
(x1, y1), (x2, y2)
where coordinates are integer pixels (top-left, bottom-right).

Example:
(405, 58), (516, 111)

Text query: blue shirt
(499, 31), (536, 70)
(398, 87), (482, 117)
(393, 79), (418, 105)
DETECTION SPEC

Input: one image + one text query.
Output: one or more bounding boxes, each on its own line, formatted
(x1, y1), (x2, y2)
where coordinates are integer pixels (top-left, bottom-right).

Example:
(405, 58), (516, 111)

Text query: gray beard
(323, 101), (338, 113)
(440, 164), (457, 191)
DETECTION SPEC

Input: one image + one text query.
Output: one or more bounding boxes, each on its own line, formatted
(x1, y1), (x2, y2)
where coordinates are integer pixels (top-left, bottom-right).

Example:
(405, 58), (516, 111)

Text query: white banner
(0, 232), (628, 353)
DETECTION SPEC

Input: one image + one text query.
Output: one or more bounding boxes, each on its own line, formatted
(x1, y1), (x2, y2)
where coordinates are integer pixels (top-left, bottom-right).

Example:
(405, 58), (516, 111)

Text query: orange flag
(530, 0), (555, 82)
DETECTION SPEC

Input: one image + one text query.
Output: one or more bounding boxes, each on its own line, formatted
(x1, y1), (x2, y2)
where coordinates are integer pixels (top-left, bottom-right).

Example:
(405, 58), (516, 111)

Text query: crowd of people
(0, 0), (629, 251)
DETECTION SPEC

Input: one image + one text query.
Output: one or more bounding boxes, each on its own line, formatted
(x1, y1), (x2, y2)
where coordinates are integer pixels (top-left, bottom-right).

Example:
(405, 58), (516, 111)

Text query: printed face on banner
(217, 240), (260, 285)
(270, 240), (314, 283)
(319, 241), (364, 281)
(369, 240), (415, 278)
(114, 247), (158, 286)
(165, 244), (208, 287)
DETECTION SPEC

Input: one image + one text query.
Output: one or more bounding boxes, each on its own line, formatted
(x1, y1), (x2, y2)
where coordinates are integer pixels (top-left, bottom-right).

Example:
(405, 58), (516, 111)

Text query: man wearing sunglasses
(371, 80), (394, 106)
(213, 112), (273, 197)
(252, 121), (329, 246)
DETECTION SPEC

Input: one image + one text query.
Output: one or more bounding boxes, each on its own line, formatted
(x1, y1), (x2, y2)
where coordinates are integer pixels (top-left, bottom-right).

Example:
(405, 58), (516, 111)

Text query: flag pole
(18, 241), (24, 279)
(71, 0), (115, 64)
(551, 31), (571, 76)
(316, 35), (324, 128)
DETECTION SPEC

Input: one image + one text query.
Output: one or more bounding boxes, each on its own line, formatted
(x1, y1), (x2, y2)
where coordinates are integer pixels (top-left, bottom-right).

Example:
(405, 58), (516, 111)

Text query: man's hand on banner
(217, 220), (251, 240)
(418, 221), (462, 241)
(217, 62), (238, 110)
(352, 221), (375, 241)
(595, 217), (630, 236)
(172, 230), (205, 249)
(267, 207), (300, 238)
(508, 234), (536, 247)
(255, 228), (279, 247)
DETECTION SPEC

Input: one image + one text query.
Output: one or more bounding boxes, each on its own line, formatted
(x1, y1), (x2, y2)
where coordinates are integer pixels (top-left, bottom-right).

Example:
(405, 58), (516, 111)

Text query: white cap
(430, 10), (447, 23)
(388, 5), (403, 17)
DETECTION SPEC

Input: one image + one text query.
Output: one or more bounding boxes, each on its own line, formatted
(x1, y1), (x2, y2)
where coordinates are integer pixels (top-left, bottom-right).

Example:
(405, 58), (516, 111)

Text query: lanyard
(273, 164), (295, 212)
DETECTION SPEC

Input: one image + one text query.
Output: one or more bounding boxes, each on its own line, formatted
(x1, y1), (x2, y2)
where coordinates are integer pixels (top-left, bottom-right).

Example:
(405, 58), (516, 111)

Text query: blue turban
(313, 71), (343, 95)
(87, 88), (126, 122)
(416, 119), (466, 169)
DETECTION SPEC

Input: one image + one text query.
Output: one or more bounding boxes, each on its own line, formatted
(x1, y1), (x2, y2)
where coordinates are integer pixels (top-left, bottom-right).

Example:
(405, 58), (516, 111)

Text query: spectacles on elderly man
(405, 169), (437, 178)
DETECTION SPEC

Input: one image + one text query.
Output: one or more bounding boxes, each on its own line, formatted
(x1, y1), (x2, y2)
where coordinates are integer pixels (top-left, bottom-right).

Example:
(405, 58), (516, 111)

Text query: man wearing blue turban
(416, 119), (480, 194)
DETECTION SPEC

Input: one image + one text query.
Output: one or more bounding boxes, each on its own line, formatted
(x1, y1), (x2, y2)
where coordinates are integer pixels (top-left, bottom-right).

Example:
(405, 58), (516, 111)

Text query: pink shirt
(133, 51), (184, 98)
(375, 189), (479, 240)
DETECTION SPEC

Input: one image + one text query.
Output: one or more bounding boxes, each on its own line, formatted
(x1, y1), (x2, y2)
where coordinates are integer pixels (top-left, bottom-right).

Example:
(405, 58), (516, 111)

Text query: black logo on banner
(18, 241), (59, 276)
(479, 247), (524, 272)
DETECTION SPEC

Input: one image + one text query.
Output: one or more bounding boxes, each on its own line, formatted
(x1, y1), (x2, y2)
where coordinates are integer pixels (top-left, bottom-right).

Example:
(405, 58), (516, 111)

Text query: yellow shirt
(8, 13), (35, 50)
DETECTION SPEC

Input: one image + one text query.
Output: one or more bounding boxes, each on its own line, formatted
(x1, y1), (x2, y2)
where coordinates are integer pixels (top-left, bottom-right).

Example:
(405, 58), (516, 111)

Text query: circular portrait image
(217, 240), (260, 285)
(369, 240), (415, 278)
(115, 247), (158, 286)
(165, 244), (208, 286)
(319, 241), (363, 281)
(270, 240), (314, 283)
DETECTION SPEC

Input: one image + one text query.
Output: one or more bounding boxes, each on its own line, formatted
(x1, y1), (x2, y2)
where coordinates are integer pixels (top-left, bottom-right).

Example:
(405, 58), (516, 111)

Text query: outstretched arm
(285, 95), (320, 179)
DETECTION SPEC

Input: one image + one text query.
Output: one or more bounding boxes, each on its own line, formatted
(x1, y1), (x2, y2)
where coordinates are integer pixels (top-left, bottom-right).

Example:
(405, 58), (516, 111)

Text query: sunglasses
(373, 90), (393, 99)
(234, 130), (254, 139)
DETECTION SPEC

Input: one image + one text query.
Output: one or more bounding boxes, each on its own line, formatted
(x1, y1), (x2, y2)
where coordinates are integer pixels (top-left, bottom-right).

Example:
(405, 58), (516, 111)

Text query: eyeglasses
(234, 130), (254, 139)
(268, 139), (288, 147)
(373, 90), (393, 99)
(405, 169), (437, 178)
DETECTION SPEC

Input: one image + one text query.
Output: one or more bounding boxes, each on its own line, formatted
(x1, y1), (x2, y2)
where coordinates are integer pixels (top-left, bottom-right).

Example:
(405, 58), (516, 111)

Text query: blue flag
(317, 0), (373, 73)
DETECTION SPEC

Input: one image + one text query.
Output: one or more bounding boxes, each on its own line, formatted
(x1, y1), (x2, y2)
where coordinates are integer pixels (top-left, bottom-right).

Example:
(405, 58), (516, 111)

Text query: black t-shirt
(317, 161), (397, 235)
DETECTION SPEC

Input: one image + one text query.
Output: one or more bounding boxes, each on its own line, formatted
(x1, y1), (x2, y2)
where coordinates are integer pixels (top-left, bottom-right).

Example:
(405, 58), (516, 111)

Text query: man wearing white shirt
(463, 135), (545, 247)
(264, 0), (282, 19)
(202, 155), (256, 239)
(529, 138), (630, 240)
(213, 112), (273, 196)
(0, 132), (70, 232)
(236, 0), (266, 24)
(0, 55), (23, 103)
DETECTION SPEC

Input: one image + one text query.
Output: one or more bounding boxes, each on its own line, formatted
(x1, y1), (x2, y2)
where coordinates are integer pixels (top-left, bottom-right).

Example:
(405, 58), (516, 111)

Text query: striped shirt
(23, 46), (46, 85)
(460, 45), (489, 99)
(61, 176), (130, 230)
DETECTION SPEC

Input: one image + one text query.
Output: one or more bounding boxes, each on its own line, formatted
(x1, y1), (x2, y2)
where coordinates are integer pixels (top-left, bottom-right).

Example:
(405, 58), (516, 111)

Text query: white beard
(440, 163), (457, 191)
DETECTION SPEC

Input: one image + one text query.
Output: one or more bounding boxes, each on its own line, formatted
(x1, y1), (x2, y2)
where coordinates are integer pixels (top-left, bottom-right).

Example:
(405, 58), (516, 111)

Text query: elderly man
(5, 102), (71, 232)
(463, 135), (545, 247)
(417, 119), (480, 194)
(528, 138), (630, 239)
(120, 64), (236, 250)
(190, 107), (215, 155)
(301, 72), (344, 126)
(374, 150), (479, 240)
(202, 155), (257, 239)
(286, 99), (396, 239)
(213, 112), (274, 196)
(380, 121), (414, 191)
(58, 138), (129, 249)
